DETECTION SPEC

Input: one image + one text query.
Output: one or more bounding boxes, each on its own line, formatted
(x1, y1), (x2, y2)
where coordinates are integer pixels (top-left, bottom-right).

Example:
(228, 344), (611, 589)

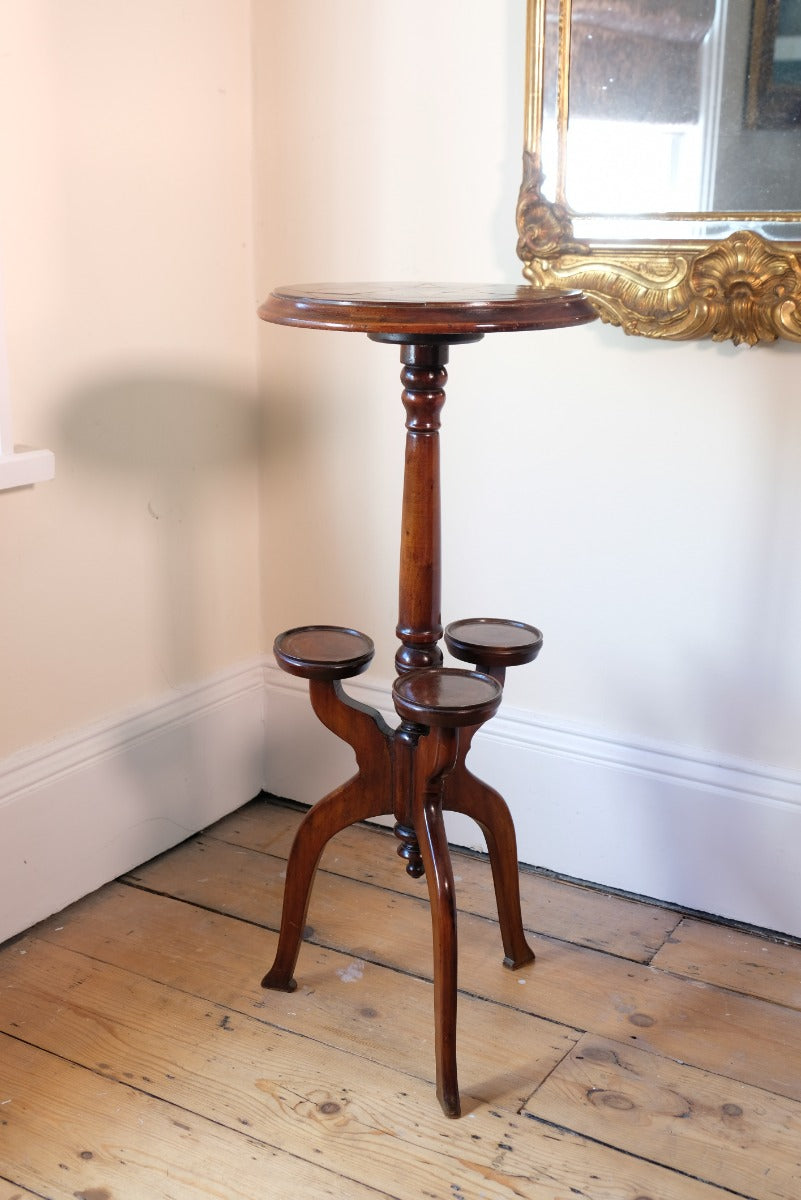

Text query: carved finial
(394, 822), (425, 878)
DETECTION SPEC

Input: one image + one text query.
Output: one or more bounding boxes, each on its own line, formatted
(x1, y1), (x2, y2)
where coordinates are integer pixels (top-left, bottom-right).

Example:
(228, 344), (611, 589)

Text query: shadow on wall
(39, 372), (287, 874)
(56, 370), (271, 688)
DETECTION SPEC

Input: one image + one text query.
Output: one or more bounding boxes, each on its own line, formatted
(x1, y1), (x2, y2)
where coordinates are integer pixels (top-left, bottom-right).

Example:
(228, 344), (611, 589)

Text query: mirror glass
(541, 0), (801, 239)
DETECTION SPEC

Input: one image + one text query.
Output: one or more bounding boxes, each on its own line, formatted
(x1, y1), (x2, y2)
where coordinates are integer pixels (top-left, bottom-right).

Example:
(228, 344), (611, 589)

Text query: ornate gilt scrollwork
(516, 151), (584, 261)
(516, 150), (801, 346)
(518, 0), (801, 346)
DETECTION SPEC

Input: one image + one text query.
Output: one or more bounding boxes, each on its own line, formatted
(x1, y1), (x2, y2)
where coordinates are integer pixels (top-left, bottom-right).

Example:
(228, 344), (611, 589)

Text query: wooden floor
(2, 798), (801, 1199)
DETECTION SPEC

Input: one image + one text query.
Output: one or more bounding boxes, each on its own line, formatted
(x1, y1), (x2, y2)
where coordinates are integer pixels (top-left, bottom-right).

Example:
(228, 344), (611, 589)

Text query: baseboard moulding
(0, 660), (265, 945)
(4, 656), (799, 947)
(264, 663), (801, 940)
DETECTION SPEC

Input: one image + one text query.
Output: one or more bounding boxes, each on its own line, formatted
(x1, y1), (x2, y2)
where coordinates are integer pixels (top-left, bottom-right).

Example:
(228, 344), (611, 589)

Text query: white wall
(255, 0), (801, 935)
(0, 1), (265, 942)
(0, 1), (263, 755)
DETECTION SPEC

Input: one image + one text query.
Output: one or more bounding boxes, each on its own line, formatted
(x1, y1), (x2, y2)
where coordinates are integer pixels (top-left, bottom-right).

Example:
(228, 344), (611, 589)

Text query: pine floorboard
(1, 795), (800, 1199)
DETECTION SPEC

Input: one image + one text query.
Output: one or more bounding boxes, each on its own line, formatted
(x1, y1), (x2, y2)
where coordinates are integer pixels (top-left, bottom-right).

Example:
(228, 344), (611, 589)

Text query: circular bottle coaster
(444, 618), (543, 668)
(392, 667), (502, 727)
(274, 625), (375, 680)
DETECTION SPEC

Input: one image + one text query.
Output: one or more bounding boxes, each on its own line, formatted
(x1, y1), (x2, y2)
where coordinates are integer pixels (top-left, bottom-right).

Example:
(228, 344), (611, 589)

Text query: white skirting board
(0, 662), (265, 946)
(3, 657), (800, 947)
(264, 664), (801, 939)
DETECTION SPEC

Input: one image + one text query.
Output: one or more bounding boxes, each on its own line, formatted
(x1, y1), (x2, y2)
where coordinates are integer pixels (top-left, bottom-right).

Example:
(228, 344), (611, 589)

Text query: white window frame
(0, 276), (54, 491)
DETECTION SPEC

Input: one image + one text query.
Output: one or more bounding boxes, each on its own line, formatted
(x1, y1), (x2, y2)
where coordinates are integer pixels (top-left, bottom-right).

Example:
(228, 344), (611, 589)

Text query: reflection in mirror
(746, 0), (801, 132)
(518, 0), (801, 342)
(555, 1), (801, 219)
(561, 2), (719, 215)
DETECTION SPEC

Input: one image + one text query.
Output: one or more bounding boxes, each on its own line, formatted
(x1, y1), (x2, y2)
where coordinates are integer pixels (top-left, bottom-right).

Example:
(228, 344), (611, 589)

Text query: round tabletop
(258, 282), (597, 337)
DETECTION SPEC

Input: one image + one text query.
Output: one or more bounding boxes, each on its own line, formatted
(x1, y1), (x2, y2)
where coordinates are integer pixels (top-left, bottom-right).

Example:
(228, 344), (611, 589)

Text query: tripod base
(262, 628), (535, 1118)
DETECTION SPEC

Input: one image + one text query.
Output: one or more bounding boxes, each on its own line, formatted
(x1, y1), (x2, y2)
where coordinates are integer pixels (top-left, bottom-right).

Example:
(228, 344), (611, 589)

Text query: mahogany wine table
(258, 283), (596, 1116)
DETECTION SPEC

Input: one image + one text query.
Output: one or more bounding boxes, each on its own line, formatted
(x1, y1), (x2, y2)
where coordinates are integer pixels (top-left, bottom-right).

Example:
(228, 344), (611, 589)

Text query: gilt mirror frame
(516, 0), (801, 344)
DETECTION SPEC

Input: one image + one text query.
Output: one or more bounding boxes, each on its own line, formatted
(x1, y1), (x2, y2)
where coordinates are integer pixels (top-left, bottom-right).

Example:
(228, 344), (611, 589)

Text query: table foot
(261, 965), (298, 993)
